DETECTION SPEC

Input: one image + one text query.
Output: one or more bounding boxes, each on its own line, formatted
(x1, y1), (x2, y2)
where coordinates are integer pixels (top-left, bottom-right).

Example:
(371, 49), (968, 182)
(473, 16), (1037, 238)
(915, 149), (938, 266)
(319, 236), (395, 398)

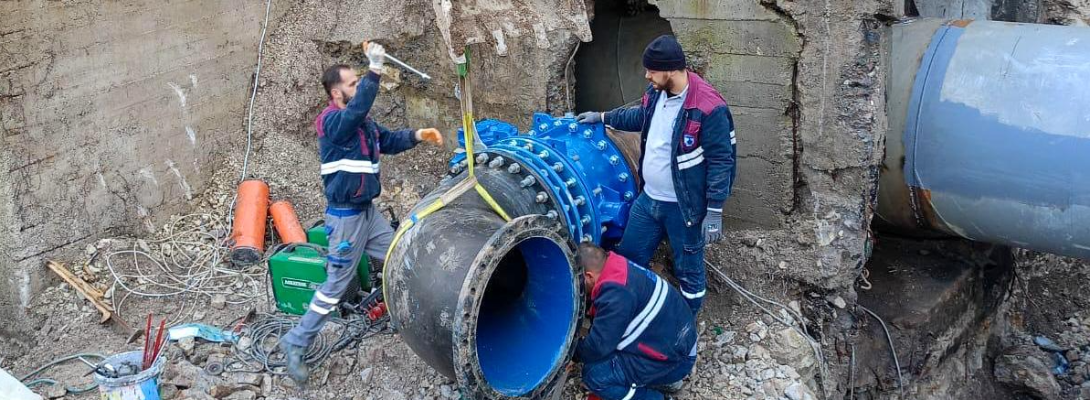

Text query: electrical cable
(225, 312), (389, 374)
(228, 0), (274, 225)
(858, 304), (904, 399)
(20, 353), (106, 394)
(102, 213), (266, 327)
(564, 42), (581, 113)
(615, 16), (627, 105)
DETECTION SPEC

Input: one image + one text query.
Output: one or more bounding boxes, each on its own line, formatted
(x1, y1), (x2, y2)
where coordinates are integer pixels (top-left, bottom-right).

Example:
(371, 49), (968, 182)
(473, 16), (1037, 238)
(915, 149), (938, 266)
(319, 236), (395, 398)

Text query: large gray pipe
(879, 19), (1090, 258)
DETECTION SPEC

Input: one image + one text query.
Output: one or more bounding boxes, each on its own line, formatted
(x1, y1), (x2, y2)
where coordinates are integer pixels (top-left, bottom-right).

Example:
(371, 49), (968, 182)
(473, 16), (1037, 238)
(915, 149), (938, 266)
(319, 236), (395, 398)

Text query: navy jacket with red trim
(577, 252), (698, 379)
(316, 71), (419, 209)
(604, 71), (737, 229)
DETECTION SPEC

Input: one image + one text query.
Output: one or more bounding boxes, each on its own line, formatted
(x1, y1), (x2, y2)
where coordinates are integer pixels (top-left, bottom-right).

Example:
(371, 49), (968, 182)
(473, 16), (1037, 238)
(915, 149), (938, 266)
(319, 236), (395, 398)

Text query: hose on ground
(20, 353), (106, 394)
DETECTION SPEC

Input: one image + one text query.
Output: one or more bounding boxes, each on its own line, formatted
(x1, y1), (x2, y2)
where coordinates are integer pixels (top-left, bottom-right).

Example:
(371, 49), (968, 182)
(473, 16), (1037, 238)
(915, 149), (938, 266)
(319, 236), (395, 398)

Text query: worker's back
(581, 252), (698, 381)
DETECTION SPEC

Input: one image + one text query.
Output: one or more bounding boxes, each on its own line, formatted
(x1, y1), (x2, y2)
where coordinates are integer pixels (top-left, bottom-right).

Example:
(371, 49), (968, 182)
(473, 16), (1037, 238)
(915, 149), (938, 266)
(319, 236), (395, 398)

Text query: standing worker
(575, 243), (698, 400)
(576, 35), (736, 314)
(278, 42), (444, 385)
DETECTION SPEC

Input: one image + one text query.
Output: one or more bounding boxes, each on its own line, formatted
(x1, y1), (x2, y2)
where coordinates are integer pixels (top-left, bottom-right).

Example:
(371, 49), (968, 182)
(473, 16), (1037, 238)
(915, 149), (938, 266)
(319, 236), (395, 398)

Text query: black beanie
(642, 35), (686, 71)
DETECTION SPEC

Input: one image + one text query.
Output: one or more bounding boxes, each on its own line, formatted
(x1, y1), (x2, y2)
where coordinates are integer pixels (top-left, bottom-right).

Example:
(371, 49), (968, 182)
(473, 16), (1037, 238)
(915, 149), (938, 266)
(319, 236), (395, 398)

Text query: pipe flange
(452, 215), (583, 399)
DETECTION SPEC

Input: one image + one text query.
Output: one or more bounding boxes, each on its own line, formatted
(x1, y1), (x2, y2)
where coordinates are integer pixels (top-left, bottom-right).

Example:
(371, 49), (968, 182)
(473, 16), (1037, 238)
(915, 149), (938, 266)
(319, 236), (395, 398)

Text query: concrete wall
(648, 0), (888, 291)
(653, 1), (800, 231)
(0, 0), (277, 330)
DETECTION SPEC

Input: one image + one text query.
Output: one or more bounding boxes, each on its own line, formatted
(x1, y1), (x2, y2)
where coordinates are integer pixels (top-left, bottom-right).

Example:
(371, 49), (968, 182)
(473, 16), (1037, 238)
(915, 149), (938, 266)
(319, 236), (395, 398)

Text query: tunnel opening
(574, 0), (674, 112)
(475, 236), (577, 396)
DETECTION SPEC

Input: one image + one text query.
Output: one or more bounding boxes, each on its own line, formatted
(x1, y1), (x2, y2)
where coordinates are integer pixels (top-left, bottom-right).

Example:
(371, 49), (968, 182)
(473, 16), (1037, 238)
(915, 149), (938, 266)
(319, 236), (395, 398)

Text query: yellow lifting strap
(382, 45), (510, 300)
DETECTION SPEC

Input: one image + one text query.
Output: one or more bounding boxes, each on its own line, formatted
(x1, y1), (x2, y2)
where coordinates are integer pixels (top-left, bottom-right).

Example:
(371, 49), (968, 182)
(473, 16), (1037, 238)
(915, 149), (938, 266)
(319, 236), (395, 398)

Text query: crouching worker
(575, 243), (698, 400)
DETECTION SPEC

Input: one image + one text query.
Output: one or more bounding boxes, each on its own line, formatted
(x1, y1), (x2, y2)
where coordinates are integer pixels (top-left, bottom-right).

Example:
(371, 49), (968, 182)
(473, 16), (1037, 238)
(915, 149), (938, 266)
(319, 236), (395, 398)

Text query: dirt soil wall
(0, 0), (283, 333)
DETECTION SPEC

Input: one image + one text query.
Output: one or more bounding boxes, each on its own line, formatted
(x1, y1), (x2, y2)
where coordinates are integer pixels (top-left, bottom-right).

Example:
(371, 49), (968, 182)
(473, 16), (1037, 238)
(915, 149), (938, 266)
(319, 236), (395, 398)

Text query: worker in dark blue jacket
(577, 35), (737, 314)
(278, 42), (443, 385)
(575, 243), (698, 400)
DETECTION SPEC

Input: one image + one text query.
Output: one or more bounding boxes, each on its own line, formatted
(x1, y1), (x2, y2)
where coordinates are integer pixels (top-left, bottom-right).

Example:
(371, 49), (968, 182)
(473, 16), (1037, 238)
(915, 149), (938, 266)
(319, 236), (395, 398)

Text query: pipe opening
(475, 237), (576, 396)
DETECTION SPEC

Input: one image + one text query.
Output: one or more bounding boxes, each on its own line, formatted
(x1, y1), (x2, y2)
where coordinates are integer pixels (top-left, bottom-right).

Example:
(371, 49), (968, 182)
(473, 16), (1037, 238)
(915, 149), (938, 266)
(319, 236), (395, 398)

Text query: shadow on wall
(574, 0), (674, 112)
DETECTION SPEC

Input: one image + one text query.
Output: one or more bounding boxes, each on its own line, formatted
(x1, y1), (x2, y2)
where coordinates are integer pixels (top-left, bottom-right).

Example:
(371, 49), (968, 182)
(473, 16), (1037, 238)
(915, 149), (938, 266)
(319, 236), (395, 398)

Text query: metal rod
(386, 54), (431, 80)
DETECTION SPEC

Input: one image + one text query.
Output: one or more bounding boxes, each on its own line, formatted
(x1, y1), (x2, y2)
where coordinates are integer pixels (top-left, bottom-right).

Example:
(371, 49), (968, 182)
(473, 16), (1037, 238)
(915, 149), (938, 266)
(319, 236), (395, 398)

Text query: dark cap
(642, 35), (686, 71)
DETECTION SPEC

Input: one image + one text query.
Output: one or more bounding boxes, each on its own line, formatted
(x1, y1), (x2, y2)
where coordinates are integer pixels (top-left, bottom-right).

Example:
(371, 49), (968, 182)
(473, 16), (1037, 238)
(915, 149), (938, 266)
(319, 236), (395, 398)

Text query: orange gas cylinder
(229, 180), (270, 264)
(269, 200), (307, 244)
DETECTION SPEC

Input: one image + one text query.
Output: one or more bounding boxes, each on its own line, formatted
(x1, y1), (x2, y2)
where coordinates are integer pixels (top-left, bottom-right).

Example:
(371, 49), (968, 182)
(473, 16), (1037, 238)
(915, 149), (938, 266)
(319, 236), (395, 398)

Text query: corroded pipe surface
(880, 19), (1090, 258)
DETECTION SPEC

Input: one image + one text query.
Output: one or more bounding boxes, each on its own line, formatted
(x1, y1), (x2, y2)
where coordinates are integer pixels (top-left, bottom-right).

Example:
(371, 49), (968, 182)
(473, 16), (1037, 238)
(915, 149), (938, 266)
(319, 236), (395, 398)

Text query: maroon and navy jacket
(604, 71), (736, 229)
(316, 71), (418, 209)
(577, 252), (698, 379)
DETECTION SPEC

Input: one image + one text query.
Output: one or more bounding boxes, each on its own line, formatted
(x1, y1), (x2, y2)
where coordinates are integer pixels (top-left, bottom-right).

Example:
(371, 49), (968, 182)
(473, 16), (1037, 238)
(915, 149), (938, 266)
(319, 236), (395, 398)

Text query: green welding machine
(267, 225), (370, 315)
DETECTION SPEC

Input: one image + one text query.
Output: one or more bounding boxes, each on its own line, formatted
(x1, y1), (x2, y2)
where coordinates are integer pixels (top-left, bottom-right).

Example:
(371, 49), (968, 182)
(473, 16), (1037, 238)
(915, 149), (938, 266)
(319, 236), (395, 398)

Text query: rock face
(993, 346), (1063, 399)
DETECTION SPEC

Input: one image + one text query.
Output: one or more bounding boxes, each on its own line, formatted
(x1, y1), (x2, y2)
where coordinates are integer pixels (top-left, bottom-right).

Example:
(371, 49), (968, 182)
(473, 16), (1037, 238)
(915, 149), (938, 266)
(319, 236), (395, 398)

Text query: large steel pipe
(385, 114), (637, 398)
(879, 19), (1090, 258)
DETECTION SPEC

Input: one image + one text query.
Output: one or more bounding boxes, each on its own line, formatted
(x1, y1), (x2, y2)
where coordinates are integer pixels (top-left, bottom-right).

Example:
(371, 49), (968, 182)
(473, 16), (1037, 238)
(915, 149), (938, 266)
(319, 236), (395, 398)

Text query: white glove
(365, 42), (386, 71)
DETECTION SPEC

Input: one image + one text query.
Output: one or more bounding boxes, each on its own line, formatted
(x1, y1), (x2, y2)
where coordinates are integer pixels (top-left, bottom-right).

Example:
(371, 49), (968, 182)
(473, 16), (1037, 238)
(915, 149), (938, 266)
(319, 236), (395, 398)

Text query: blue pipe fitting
(449, 113), (637, 245)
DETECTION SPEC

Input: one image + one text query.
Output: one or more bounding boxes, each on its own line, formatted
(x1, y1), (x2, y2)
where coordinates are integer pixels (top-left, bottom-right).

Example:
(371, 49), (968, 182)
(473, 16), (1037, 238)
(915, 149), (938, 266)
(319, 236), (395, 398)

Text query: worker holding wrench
(277, 41), (443, 385)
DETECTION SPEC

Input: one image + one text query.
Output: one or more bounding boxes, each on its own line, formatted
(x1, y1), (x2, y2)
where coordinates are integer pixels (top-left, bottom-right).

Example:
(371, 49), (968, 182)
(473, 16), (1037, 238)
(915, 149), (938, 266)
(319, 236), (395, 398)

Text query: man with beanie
(277, 41), (444, 385)
(577, 35), (736, 314)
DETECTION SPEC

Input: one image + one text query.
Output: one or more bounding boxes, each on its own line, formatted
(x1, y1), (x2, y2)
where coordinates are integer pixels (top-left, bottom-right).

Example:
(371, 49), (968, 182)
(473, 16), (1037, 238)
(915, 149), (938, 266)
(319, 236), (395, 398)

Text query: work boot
(279, 341), (309, 386)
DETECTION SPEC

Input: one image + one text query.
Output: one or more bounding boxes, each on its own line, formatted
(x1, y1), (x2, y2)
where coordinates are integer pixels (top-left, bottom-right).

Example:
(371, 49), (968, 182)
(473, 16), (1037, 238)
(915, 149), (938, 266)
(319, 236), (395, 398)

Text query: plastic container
(93, 351), (164, 400)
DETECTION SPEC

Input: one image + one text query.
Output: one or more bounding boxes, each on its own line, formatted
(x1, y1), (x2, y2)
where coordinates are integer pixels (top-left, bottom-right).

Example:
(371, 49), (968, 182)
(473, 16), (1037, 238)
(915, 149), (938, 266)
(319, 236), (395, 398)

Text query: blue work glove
(702, 209), (723, 244)
(575, 111), (603, 125)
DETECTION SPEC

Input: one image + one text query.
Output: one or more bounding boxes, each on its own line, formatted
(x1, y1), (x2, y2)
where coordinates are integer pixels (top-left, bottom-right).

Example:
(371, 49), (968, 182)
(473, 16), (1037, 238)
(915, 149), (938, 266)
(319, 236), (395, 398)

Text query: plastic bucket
(93, 351), (164, 400)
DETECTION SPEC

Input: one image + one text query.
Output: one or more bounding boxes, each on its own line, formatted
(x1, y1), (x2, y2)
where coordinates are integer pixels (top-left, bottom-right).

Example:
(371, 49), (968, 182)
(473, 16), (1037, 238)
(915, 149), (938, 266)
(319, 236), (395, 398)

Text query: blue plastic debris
(1054, 352), (1070, 375)
(167, 323), (238, 343)
(1034, 335), (1066, 352)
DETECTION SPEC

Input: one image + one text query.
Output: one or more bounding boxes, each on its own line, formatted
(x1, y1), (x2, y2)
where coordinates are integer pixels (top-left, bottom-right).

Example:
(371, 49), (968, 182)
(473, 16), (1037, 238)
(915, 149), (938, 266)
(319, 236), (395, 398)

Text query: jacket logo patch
(683, 134), (695, 147)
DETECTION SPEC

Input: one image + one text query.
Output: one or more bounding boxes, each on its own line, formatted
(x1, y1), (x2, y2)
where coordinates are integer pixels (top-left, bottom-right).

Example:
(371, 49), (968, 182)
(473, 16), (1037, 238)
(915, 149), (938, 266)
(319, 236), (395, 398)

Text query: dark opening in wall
(573, 0), (673, 112)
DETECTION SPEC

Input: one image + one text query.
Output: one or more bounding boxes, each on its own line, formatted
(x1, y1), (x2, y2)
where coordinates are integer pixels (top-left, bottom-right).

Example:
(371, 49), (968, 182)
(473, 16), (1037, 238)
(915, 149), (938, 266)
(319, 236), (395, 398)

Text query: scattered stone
(85, 244), (97, 255)
(714, 330), (736, 347)
(994, 346), (1062, 400)
(745, 321), (768, 342)
(827, 295), (846, 309)
(741, 236), (759, 247)
(360, 367), (374, 386)
(759, 368), (776, 381)
(727, 345), (749, 363)
(1068, 349), (1081, 363)
(179, 389), (216, 400)
(179, 337), (196, 355)
(237, 336), (252, 351)
(44, 384), (66, 399)
(225, 390), (258, 400)
(161, 383), (180, 400)
(784, 382), (815, 400)
(228, 372), (264, 387)
(440, 384), (456, 398)
(209, 384), (249, 398)
(748, 345), (770, 361)
(211, 294), (227, 310)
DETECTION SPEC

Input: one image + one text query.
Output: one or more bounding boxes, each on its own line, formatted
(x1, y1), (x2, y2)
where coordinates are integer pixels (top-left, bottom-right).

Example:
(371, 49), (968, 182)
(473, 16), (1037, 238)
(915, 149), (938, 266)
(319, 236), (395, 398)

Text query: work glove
(364, 42), (386, 71)
(575, 111), (604, 125)
(702, 209), (723, 244)
(415, 128), (443, 145)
